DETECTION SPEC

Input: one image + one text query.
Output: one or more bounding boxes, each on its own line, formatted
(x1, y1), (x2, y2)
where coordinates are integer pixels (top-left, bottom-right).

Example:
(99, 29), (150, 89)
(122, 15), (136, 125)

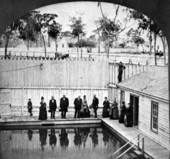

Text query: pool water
(0, 126), (142, 159)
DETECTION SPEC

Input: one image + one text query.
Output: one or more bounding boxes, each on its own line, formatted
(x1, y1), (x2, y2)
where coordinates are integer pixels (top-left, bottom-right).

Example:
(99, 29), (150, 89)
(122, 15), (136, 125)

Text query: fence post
(21, 87), (24, 116)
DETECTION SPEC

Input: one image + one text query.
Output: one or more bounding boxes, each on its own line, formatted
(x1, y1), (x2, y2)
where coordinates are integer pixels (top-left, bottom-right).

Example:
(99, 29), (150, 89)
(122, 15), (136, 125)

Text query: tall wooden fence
(0, 58), (109, 110)
(0, 57), (109, 88)
(108, 62), (153, 102)
(0, 57), (157, 113)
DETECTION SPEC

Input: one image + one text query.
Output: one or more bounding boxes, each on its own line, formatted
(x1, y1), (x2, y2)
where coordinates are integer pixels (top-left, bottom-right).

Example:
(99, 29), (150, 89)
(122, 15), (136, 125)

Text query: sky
(36, 1), (138, 37)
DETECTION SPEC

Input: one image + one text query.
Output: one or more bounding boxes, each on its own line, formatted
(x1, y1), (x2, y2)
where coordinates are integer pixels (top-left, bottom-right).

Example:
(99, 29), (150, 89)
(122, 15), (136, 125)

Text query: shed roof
(118, 66), (169, 101)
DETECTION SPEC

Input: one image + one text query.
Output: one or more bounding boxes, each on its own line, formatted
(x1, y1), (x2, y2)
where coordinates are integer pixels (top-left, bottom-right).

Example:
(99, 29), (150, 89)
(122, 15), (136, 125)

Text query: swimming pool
(0, 125), (143, 159)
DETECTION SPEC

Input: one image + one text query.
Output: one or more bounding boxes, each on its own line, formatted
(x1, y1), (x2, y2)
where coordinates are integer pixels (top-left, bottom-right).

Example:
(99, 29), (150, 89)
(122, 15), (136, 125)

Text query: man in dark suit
(92, 94), (99, 118)
(118, 61), (126, 83)
(74, 96), (82, 118)
(49, 96), (57, 119)
(60, 94), (69, 119)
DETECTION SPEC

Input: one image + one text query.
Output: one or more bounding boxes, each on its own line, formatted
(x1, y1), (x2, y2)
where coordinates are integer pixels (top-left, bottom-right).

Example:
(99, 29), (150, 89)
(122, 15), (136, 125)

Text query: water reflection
(74, 128), (82, 148)
(59, 128), (69, 149)
(89, 127), (98, 148)
(102, 128), (109, 146)
(39, 128), (47, 151)
(0, 127), (140, 159)
(80, 128), (90, 147)
(27, 129), (33, 141)
(49, 128), (57, 150)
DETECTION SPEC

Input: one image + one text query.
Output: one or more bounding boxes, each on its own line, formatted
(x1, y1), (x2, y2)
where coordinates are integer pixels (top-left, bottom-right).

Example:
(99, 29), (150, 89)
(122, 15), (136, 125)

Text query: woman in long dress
(80, 95), (90, 118)
(102, 97), (110, 117)
(39, 97), (47, 120)
(119, 101), (126, 123)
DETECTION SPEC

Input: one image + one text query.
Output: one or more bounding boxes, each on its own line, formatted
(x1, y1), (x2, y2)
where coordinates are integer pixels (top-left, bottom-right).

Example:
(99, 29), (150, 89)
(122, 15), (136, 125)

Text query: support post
(137, 134), (140, 150)
(142, 137), (144, 155)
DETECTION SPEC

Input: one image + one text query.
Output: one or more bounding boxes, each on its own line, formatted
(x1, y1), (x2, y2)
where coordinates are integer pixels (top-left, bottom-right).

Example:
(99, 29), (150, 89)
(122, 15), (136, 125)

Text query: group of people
(102, 98), (133, 127)
(27, 93), (133, 126)
(27, 94), (100, 120)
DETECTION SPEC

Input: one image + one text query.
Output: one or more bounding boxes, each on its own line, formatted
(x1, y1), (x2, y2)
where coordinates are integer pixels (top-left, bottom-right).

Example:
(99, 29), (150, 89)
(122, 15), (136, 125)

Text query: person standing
(27, 98), (33, 116)
(124, 103), (133, 127)
(92, 94), (99, 118)
(60, 95), (69, 119)
(110, 98), (118, 119)
(117, 61), (126, 83)
(39, 97), (47, 120)
(119, 101), (126, 123)
(49, 96), (57, 119)
(102, 97), (110, 118)
(74, 96), (82, 118)
(80, 95), (90, 118)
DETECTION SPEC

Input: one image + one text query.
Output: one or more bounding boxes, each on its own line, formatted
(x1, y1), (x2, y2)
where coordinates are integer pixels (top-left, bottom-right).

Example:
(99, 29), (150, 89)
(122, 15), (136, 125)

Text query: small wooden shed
(117, 66), (169, 149)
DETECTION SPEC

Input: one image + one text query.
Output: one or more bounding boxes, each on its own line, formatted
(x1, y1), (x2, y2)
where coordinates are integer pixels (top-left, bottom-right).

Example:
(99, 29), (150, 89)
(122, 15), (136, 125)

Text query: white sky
(36, 1), (138, 37)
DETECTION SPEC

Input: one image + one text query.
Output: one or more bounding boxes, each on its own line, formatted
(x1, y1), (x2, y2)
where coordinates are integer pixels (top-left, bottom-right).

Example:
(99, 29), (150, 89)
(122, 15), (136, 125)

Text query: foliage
(75, 39), (96, 48)
(69, 17), (86, 53)
(69, 17), (86, 38)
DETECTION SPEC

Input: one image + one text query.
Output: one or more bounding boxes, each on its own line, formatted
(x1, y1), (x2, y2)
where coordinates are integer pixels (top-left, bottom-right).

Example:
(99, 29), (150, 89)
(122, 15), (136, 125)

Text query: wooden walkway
(102, 118), (170, 159)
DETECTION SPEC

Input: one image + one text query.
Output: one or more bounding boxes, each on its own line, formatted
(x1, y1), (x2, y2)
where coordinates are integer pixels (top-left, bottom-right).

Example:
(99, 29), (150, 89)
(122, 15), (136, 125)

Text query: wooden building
(117, 66), (169, 149)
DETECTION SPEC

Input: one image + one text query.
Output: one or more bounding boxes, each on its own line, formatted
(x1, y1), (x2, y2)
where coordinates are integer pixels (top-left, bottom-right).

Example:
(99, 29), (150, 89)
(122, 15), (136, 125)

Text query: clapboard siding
(118, 90), (169, 149)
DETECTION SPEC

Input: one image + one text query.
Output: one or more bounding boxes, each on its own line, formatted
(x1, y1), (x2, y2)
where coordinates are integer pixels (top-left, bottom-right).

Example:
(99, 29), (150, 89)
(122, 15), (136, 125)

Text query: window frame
(151, 101), (159, 133)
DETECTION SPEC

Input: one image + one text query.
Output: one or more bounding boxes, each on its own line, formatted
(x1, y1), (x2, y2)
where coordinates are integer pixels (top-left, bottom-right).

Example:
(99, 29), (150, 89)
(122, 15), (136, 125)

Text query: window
(151, 101), (159, 133)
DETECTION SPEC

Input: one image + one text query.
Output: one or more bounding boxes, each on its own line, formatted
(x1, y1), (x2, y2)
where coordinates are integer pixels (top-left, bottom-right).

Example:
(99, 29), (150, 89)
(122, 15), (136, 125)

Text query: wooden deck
(102, 118), (170, 159)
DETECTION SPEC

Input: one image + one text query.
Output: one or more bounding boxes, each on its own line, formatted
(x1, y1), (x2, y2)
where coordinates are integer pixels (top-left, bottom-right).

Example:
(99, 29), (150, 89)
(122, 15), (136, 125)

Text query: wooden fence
(0, 90), (11, 117)
(108, 62), (153, 102)
(0, 57), (157, 113)
(0, 57), (109, 88)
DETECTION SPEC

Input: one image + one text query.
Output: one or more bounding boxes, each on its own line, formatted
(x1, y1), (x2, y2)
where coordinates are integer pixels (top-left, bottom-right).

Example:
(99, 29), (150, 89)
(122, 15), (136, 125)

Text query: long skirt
(102, 107), (109, 117)
(39, 107), (47, 120)
(119, 111), (125, 123)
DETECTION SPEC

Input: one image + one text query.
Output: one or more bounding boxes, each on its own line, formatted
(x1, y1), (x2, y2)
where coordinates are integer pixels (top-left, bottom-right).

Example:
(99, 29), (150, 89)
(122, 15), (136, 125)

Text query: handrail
(116, 136), (145, 159)
(112, 133), (141, 157)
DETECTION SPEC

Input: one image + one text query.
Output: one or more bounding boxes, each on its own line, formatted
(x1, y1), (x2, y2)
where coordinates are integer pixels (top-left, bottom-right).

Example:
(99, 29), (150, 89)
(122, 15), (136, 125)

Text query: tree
(97, 2), (134, 58)
(127, 28), (145, 52)
(19, 12), (41, 50)
(48, 21), (62, 52)
(130, 10), (161, 65)
(69, 17), (86, 57)
(2, 19), (22, 58)
(158, 30), (167, 65)
(33, 12), (58, 57)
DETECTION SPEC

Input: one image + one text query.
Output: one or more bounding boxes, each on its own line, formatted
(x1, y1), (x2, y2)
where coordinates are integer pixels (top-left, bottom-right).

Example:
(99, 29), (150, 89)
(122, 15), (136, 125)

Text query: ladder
(112, 133), (145, 159)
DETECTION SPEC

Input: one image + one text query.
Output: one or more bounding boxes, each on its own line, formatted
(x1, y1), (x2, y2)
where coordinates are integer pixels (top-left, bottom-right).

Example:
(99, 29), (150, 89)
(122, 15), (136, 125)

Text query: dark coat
(74, 98), (82, 110)
(102, 100), (110, 117)
(92, 97), (99, 109)
(27, 101), (32, 110)
(39, 102), (47, 120)
(60, 97), (69, 112)
(119, 103), (126, 123)
(49, 99), (57, 111)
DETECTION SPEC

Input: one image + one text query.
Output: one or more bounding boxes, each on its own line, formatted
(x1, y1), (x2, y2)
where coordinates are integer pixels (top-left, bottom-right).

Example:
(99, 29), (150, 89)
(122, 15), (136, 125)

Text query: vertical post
(142, 138), (144, 155)
(21, 87), (24, 116)
(138, 134), (140, 150)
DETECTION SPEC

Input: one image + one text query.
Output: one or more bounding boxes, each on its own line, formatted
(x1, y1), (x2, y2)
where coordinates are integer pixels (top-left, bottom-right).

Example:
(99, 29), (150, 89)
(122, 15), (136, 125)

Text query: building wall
(117, 89), (169, 149)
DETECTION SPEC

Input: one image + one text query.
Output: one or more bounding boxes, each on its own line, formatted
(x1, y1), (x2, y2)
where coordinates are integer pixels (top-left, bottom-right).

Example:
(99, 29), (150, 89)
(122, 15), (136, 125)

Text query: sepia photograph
(0, 0), (169, 159)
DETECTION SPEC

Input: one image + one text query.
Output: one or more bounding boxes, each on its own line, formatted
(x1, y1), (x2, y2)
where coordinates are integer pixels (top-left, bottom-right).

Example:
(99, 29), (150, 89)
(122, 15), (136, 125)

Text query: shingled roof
(117, 66), (169, 101)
